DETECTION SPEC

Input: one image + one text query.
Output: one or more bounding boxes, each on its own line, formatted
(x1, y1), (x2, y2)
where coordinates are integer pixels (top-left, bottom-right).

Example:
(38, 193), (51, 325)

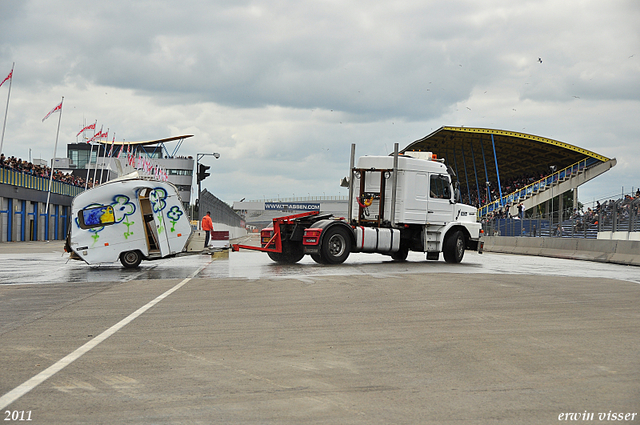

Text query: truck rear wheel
(443, 230), (465, 263)
(311, 253), (326, 264)
(321, 226), (351, 264)
(267, 241), (304, 264)
(120, 250), (143, 268)
(391, 246), (409, 261)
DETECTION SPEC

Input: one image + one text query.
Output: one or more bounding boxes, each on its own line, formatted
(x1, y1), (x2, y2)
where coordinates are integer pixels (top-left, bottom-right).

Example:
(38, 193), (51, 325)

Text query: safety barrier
(482, 236), (640, 266)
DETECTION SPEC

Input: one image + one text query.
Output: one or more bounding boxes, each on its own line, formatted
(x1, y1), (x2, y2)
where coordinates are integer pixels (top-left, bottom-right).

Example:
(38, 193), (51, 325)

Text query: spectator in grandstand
(1, 153), (91, 188)
(554, 224), (564, 237)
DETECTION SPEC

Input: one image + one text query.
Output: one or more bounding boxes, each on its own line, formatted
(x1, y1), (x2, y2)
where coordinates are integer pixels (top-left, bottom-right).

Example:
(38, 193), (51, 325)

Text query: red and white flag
(76, 122), (96, 137)
(42, 101), (62, 122)
(108, 134), (115, 157)
(0, 69), (12, 88)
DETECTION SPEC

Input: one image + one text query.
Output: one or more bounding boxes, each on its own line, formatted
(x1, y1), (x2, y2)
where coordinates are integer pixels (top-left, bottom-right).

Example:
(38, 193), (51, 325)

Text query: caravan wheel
(120, 250), (143, 268)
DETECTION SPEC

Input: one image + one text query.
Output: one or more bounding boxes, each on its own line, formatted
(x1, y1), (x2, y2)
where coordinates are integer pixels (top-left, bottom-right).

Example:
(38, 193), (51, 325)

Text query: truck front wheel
(120, 250), (143, 268)
(443, 230), (465, 263)
(321, 227), (351, 264)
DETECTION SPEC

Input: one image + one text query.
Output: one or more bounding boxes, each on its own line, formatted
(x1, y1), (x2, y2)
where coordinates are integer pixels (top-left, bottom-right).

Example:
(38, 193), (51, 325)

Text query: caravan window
(79, 205), (116, 229)
(430, 175), (451, 199)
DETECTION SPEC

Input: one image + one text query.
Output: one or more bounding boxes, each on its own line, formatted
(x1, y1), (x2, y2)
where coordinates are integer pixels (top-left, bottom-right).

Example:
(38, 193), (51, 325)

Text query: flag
(108, 134), (115, 157)
(42, 101), (62, 122)
(0, 69), (12, 88)
(76, 122), (96, 137)
(91, 130), (108, 140)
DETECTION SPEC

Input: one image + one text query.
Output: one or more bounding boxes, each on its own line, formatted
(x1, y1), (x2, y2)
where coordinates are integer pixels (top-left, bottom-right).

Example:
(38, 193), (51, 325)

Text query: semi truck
(232, 144), (483, 264)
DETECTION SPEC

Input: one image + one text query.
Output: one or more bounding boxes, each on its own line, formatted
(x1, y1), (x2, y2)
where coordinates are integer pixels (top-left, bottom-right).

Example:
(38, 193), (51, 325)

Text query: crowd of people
(0, 153), (93, 188)
(482, 189), (640, 237)
(460, 170), (548, 208)
(572, 191), (640, 232)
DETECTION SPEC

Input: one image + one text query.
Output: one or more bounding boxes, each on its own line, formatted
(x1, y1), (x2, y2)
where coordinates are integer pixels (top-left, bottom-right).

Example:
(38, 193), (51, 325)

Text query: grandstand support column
(470, 143), (481, 207)
(452, 146), (461, 191)
(573, 187), (578, 211)
(558, 191), (564, 223)
(460, 142), (471, 204)
(545, 200), (550, 223)
(491, 134), (504, 206)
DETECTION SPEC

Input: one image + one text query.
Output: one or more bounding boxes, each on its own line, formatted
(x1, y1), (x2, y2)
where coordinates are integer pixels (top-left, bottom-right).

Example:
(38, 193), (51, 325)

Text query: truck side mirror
(454, 182), (461, 203)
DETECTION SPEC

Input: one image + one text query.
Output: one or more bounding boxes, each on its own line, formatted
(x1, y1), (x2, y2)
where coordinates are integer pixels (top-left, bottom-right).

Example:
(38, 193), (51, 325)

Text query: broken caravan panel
(66, 176), (193, 268)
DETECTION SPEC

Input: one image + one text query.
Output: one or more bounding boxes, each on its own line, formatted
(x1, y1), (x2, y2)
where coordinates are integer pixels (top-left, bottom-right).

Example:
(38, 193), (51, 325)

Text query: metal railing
(478, 157), (600, 218)
(0, 167), (84, 197)
(483, 197), (640, 238)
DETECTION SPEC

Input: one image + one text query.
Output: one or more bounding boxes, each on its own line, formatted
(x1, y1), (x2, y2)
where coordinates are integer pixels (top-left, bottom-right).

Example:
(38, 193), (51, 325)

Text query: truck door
(428, 174), (454, 225)
(403, 171), (428, 223)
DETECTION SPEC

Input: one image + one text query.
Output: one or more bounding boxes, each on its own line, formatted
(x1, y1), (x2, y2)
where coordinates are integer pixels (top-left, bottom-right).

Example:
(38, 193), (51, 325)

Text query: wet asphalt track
(0, 239), (638, 424)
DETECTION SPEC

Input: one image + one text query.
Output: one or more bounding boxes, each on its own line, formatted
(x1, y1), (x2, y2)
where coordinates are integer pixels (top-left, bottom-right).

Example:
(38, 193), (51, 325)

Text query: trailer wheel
(321, 227), (351, 264)
(267, 241), (304, 264)
(443, 230), (465, 263)
(120, 250), (143, 268)
(391, 246), (409, 261)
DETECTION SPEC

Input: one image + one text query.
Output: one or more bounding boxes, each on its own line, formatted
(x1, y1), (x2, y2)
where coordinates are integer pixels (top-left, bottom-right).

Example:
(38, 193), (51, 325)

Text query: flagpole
(100, 128), (111, 183)
(92, 126), (102, 186)
(84, 121), (96, 190)
(45, 96), (64, 216)
(84, 141), (92, 190)
(0, 62), (14, 156)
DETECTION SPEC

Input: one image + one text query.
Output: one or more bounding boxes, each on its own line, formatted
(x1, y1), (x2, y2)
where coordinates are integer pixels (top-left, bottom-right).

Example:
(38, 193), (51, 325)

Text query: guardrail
(478, 157), (600, 217)
(483, 198), (640, 239)
(0, 167), (84, 197)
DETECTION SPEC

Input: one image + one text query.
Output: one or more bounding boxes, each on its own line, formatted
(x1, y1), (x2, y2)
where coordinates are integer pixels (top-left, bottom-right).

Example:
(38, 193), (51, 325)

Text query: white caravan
(65, 175), (193, 268)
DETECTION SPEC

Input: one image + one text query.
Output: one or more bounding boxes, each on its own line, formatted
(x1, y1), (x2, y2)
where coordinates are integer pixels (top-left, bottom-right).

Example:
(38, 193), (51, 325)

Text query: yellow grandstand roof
(402, 126), (609, 184)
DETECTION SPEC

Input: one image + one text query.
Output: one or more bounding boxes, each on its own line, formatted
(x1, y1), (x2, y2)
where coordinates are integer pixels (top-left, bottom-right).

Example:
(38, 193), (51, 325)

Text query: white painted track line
(0, 262), (209, 410)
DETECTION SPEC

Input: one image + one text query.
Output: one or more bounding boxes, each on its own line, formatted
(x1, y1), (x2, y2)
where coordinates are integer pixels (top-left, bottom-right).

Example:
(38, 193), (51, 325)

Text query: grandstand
(402, 126), (617, 222)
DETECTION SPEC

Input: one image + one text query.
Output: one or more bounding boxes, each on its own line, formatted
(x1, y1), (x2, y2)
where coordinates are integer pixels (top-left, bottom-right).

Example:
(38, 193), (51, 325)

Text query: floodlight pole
(550, 165), (556, 231)
(196, 152), (220, 224)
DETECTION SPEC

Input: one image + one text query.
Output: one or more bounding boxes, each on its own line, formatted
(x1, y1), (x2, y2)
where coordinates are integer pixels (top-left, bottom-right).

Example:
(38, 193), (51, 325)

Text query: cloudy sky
(1, 0), (638, 206)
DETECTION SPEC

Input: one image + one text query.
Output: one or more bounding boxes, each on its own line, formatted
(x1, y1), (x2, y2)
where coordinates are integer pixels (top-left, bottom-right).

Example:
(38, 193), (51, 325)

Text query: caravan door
(139, 187), (171, 256)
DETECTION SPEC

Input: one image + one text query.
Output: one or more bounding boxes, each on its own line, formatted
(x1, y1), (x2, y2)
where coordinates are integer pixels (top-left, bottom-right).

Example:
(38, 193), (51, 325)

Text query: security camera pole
(196, 152), (220, 223)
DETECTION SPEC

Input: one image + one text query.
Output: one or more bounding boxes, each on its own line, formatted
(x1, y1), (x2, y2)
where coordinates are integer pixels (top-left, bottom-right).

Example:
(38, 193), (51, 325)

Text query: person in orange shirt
(202, 211), (214, 247)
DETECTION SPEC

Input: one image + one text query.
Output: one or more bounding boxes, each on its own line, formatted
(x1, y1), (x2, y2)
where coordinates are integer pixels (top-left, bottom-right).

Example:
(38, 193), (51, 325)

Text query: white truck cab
(351, 151), (482, 261)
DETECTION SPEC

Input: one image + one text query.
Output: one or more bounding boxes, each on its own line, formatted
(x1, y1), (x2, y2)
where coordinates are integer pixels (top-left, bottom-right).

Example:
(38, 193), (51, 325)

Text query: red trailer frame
(231, 211), (320, 253)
